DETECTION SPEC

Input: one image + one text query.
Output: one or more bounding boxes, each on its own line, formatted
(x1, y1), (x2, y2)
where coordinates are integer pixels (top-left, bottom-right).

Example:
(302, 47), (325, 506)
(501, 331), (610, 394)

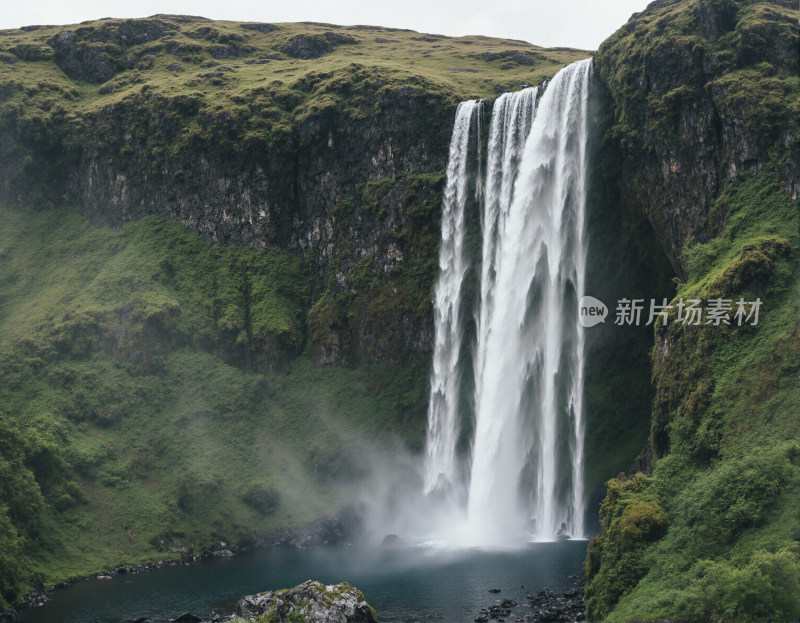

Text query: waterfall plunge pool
(16, 540), (588, 623)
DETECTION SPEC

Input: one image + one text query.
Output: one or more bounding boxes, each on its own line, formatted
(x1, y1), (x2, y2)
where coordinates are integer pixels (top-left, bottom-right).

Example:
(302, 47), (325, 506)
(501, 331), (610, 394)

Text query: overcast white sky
(0, 0), (654, 50)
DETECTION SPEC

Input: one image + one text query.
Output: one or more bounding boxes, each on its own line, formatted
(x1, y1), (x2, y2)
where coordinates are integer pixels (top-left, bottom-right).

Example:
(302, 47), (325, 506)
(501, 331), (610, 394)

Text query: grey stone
(236, 580), (378, 623)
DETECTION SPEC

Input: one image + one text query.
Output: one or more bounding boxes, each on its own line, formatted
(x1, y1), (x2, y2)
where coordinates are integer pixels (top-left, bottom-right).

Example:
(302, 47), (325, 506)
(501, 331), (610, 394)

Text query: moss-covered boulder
(235, 581), (378, 623)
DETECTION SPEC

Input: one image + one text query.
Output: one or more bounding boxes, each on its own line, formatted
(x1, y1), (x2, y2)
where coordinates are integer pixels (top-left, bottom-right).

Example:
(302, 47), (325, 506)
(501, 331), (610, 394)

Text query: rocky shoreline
(0, 547), (243, 621)
(3, 505), (588, 623)
(1, 508), (364, 621)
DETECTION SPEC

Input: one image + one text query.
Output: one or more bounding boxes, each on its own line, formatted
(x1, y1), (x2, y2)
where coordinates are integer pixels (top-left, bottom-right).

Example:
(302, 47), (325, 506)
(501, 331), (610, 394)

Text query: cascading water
(424, 99), (482, 501)
(423, 58), (593, 547)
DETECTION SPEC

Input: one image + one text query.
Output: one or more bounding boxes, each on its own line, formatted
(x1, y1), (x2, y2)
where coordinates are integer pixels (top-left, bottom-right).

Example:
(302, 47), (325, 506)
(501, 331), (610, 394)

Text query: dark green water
(17, 541), (587, 623)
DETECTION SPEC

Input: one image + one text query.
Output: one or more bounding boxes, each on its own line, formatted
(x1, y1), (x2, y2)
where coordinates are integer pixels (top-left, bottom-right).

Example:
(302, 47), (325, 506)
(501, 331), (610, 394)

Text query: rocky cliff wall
(0, 65), (453, 366)
(0, 16), (588, 366)
(586, 1), (800, 619)
(594, 0), (800, 277)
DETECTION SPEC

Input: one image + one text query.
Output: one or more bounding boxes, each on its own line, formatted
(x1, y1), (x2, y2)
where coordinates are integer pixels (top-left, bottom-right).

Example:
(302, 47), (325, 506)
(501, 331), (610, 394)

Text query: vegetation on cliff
(0, 18), (590, 609)
(586, 172), (800, 621)
(1, 4), (797, 621)
(0, 17), (589, 367)
(0, 204), (428, 609)
(586, 0), (800, 620)
(593, 0), (799, 275)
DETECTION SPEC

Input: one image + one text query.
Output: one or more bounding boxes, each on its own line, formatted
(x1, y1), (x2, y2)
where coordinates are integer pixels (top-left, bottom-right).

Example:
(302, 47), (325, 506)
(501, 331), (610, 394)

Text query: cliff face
(586, 1), (800, 621)
(66, 80), (451, 365)
(594, 0), (800, 277)
(595, 0), (800, 457)
(0, 16), (588, 366)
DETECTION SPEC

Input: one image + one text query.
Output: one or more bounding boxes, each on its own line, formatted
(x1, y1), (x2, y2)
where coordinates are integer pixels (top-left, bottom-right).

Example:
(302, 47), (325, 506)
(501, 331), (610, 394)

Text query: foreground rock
(235, 581), (378, 623)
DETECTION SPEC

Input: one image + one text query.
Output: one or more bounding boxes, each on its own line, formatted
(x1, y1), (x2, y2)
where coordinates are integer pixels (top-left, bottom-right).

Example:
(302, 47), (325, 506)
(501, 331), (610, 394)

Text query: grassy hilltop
(0, 16), (587, 117)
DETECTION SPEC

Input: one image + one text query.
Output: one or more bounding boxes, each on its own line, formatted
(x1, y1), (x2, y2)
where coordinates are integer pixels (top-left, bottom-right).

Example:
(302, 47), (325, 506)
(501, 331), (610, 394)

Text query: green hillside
(0, 17), (592, 610)
(0, 16), (587, 115)
(1, 3), (799, 621)
(0, 204), (428, 608)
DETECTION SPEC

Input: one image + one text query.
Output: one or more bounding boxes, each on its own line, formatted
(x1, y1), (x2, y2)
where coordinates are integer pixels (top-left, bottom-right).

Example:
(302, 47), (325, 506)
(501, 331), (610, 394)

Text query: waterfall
(424, 99), (482, 499)
(423, 58), (592, 547)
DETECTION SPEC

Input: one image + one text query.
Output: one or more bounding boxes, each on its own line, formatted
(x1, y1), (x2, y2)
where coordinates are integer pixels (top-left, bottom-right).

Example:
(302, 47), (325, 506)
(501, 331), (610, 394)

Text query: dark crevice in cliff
(582, 71), (676, 526)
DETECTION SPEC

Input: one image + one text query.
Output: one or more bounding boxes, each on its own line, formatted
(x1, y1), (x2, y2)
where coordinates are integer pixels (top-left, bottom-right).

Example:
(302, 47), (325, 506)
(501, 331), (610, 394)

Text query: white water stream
(423, 59), (593, 547)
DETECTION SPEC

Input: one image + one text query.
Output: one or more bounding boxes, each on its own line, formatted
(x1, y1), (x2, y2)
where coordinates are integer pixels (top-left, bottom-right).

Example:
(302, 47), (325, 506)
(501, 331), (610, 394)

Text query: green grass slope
(0, 204), (429, 609)
(0, 16), (588, 118)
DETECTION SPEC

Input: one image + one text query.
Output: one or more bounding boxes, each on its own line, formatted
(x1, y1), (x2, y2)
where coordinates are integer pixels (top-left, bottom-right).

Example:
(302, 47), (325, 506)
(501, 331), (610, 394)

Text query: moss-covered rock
(236, 580), (378, 623)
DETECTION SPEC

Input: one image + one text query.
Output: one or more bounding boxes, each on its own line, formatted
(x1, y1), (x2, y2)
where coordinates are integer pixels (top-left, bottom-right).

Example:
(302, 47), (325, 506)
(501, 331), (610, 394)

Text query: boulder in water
(172, 614), (203, 623)
(235, 580), (378, 623)
(381, 534), (401, 547)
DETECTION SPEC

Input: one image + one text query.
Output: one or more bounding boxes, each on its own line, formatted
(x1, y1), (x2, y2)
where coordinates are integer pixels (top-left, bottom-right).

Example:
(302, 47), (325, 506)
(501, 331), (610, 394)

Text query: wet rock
(235, 580), (378, 623)
(522, 581), (585, 623)
(554, 523), (570, 541)
(172, 614), (203, 623)
(381, 534), (401, 547)
(277, 505), (364, 548)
